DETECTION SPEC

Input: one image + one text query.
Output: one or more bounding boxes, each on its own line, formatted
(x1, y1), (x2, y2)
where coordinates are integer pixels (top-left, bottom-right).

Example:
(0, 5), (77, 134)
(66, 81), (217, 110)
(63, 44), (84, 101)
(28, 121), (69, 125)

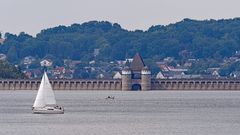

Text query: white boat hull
(32, 106), (64, 114)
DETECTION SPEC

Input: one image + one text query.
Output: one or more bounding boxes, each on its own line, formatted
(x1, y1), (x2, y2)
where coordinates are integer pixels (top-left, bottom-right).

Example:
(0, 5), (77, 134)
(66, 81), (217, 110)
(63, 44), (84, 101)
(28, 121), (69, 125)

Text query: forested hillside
(1, 18), (240, 64)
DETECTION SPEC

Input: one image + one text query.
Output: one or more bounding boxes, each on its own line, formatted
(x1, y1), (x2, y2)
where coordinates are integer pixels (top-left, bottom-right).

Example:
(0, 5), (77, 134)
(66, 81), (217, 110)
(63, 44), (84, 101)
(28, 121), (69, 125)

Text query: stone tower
(121, 53), (152, 91)
(141, 66), (151, 91)
(121, 66), (132, 90)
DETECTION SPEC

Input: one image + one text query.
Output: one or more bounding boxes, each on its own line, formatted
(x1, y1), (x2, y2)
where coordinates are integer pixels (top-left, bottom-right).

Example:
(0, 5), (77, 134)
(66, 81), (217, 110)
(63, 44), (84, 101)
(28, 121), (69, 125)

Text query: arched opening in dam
(132, 84), (141, 91)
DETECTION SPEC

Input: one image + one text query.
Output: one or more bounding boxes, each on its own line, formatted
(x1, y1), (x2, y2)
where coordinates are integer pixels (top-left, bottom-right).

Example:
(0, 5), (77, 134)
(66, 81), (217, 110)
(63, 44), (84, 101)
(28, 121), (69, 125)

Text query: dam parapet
(151, 79), (240, 90)
(0, 79), (122, 90)
(0, 79), (240, 90)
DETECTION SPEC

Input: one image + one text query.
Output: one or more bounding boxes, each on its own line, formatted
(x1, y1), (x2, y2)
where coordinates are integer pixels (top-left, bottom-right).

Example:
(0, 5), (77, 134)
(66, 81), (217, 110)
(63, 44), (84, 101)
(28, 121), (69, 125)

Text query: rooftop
(130, 53), (145, 71)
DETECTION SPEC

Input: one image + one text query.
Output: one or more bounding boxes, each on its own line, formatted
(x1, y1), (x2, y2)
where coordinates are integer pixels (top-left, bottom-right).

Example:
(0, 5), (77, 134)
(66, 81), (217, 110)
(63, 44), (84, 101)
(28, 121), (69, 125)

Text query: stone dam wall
(151, 79), (240, 90)
(0, 79), (240, 90)
(0, 79), (122, 90)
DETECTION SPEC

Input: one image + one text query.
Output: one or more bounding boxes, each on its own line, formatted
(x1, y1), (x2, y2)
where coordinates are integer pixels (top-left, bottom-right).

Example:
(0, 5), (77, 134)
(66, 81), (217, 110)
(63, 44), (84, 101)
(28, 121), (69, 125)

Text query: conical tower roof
(130, 53), (145, 71)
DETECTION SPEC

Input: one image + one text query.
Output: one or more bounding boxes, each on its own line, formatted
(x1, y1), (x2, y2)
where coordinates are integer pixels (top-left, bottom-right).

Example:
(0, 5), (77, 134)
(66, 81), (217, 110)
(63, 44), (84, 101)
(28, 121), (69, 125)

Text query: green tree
(6, 46), (18, 63)
(0, 61), (25, 79)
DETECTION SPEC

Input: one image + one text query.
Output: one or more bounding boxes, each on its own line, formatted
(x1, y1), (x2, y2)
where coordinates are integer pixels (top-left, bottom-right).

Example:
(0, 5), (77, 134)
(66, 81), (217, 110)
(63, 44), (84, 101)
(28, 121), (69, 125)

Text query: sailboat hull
(32, 106), (64, 114)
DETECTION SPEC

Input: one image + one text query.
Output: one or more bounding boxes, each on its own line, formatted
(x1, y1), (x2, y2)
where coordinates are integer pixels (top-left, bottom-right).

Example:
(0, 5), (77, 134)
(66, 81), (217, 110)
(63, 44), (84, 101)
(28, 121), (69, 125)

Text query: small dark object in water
(105, 96), (115, 100)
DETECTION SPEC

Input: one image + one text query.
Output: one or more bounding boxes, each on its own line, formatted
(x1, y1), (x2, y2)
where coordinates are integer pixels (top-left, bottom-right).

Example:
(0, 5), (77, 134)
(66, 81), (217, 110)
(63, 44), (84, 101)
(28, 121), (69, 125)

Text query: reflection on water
(1, 90), (240, 135)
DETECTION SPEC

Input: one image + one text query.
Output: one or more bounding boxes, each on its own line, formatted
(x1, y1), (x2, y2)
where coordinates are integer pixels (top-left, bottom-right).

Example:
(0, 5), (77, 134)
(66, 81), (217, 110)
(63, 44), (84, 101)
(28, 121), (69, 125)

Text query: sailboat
(32, 72), (64, 114)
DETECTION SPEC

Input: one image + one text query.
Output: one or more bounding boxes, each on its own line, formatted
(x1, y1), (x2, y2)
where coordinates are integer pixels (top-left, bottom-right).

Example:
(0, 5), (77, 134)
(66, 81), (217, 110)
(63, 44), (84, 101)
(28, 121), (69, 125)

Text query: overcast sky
(0, 0), (240, 36)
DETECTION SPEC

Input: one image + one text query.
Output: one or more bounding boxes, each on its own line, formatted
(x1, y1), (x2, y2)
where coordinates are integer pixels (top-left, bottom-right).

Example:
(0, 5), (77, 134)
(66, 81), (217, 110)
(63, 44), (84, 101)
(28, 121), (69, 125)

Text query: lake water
(1, 90), (240, 135)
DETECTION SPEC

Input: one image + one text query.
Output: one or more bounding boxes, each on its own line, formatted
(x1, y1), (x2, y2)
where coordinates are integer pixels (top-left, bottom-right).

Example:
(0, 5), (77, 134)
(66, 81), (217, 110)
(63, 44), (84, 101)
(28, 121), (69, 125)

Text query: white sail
(43, 72), (56, 105)
(33, 72), (56, 108)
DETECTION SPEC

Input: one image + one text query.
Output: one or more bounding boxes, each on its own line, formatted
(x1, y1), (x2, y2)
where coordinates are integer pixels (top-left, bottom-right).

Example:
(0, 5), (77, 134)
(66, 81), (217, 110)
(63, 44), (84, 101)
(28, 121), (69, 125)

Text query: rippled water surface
(1, 90), (240, 135)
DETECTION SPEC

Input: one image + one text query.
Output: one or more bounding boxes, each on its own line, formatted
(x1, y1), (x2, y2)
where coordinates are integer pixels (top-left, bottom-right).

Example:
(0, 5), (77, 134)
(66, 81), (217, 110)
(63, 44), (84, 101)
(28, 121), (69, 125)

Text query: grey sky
(0, 0), (240, 35)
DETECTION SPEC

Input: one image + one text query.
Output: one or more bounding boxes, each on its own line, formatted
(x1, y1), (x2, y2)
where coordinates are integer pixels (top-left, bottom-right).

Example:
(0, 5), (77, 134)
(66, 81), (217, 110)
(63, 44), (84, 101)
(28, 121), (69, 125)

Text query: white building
(0, 53), (6, 61)
(97, 74), (104, 79)
(93, 49), (100, 57)
(156, 71), (165, 79)
(23, 56), (36, 65)
(113, 72), (122, 79)
(89, 60), (95, 65)
(40, 59), (53, 67)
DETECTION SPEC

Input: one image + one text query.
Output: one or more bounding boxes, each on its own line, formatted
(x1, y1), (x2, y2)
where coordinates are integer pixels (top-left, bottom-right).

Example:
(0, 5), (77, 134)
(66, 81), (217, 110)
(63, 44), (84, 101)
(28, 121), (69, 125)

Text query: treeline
(0, 61), (25, 79)
(1, 18), (240, 64)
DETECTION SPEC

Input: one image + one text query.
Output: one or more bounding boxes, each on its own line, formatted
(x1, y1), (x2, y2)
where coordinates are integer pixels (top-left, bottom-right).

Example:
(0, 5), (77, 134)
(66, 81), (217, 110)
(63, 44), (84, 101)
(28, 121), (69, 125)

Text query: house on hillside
(0, 54), (6, 61)
(230, 71), (240, 78)
(23, 70), (32, 79)
(93, 49), (100, 57)
(158, 64), (169, 71)
(89, 60), (95, 65)
(207, 68), (220, 78)
(113, 72), (122, 79)
(156, 71), (165, 79)
(32, 69), (42, 78)
(54, 67), (66, 75)
(168, 66), (188, 72)
(40, 59), (53, 67)
(0, 38), (5, 44)
(23, 56), (36, 65)
(64, 69), (74, 79)
(64, 60), (81, 68)
(163, 57), (174, 63)
(97, 73), (105, 79)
